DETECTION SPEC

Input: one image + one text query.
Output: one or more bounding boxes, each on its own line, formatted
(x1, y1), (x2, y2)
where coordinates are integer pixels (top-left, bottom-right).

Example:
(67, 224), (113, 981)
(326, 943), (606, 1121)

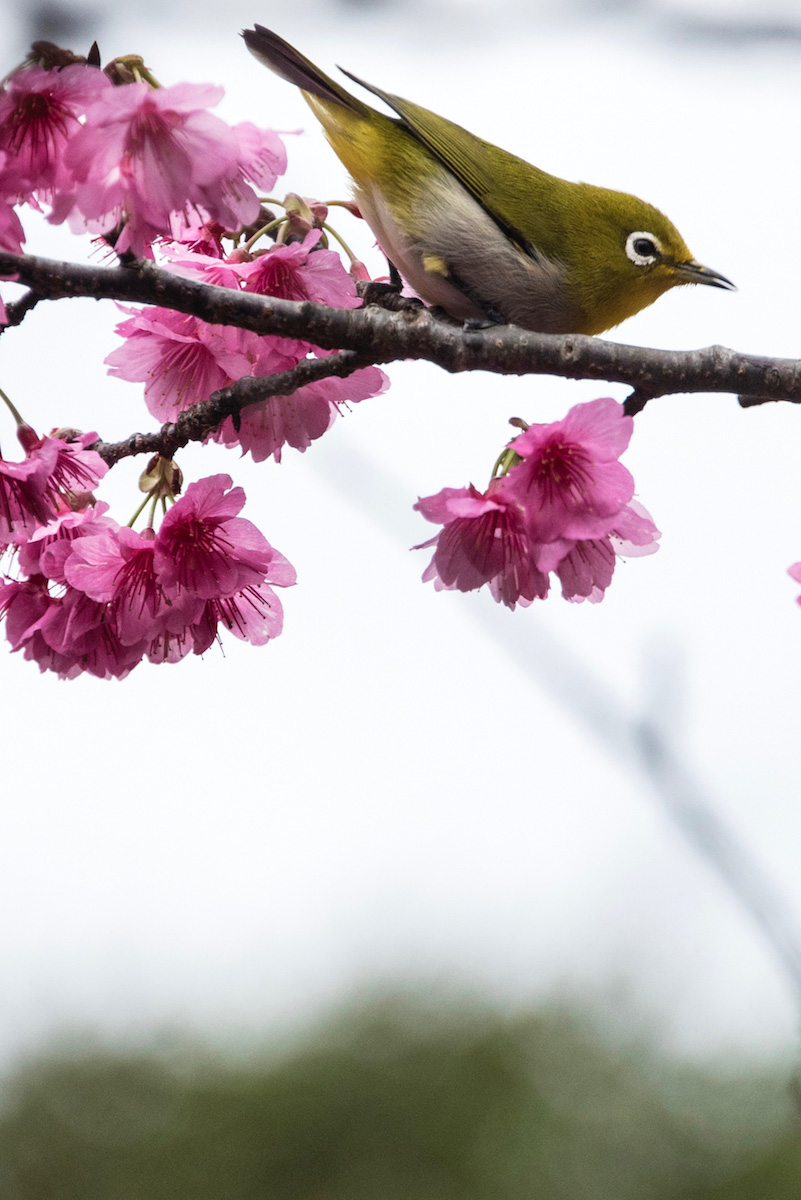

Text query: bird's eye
(625, 231), (662, 267)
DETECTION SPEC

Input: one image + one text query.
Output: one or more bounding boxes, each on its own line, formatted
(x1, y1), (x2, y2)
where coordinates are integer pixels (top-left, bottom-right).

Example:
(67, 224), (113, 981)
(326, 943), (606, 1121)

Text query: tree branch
(2, 250), (801, 408)
(0, 287), (44, 333)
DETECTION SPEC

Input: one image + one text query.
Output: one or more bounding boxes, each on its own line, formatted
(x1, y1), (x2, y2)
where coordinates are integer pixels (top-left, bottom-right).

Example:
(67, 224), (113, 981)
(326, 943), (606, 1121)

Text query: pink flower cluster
(0, 426), (108, 544)
(415, 397), (660, 607)
(0, 50), (387, 461)
(1, 472), (295, 680)
(0, 58), (286, 257)
(106, 225), (388, 462)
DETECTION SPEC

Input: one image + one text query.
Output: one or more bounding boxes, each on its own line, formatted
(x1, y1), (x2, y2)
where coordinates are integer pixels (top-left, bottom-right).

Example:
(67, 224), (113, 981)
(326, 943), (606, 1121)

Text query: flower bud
(283, 193), (328, 245)
(138, 455), (182, 498)
(336, 200), (362, 219)
(104, 55), (147, 85)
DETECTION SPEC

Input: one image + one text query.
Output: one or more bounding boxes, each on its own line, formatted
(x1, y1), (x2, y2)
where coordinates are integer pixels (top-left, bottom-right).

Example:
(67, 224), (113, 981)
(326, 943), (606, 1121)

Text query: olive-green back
(339, 69), (576, 261)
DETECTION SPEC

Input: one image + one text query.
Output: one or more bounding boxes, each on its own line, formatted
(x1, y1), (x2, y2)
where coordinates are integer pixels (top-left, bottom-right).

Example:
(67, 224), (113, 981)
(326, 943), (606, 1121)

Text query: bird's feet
(462, 313), (507, 332)
(358, 279), (425, 314)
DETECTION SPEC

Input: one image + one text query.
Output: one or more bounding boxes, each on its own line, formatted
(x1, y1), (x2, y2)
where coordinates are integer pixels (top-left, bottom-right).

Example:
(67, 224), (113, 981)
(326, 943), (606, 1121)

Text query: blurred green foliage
(0, 996), (798, 1199)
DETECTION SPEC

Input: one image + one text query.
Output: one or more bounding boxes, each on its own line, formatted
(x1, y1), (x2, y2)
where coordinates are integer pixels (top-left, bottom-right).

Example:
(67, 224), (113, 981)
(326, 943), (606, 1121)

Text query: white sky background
(2, 0), (801, 1064)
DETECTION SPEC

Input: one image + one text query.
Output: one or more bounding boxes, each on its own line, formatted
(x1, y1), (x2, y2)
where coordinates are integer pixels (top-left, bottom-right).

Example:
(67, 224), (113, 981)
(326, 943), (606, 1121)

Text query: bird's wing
(339, 68), (549, 260)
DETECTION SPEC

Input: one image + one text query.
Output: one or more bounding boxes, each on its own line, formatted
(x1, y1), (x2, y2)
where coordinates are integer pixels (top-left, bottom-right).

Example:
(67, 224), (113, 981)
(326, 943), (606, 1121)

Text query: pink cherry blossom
(153, 474), (296, 603)
(414, 404), (660, 608)
(190, 578), (288, 652)
(18, 427), (108, 504)
(158, 244), (244, 290)
(64, 524), (195, 645)
(232, 121), (287, 191)
(504, 397), (635, 542)
(105, 306), (290, 420)
(65, 81), (282, 255)
(0, 63), (110, 204)
(107, 292), (387, 462)
(0, 428), (109, 547)
(0, 574), (51, 651)
(33, 584), (145, 679)
(165, 213), (226, 256)
(554, 537), (617, 603)
(16, 502), (115, 578)
(414, 482), (549, 610)
(610, 499), (661, 558)
(230, 231), (362, 308)
(0, 444), (58, 544)
(539, 500), (660, 602)
(0, 576), (82, 678)
(2, 474), (295, 677)
(2, 506), (143, 679)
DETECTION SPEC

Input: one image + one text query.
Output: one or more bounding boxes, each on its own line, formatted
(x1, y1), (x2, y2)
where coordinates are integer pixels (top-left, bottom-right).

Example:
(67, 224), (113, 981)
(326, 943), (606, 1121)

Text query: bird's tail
(242, 26), (369, 116)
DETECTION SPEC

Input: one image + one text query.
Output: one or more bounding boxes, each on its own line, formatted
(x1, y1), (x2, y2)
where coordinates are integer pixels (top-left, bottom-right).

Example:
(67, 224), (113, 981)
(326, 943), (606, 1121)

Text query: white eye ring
(626, 231), (663, 267)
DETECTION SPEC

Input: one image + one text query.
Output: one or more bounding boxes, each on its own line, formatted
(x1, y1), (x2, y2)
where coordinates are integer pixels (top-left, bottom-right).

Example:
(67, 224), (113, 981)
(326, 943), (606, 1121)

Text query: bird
(242, 25), (735, 336)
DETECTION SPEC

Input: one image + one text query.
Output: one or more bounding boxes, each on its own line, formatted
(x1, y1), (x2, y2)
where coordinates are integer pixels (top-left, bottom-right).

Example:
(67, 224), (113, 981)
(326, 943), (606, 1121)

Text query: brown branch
(92, 350), (371, 465)
(2, 250), (801, 408)
(0, 287), (44, 333)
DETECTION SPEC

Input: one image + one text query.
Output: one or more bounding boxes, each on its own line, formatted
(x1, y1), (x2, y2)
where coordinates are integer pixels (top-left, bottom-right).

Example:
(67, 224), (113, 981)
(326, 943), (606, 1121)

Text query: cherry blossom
(0, 444), (58, 544)
(504, 397), (635, 543)
(64, 81), (283, 254)
(230, 231), (362, 307)
(17, 426), (108, 503)
(105, 306), (294, 420)
(415, 401), (659, 608)
(0, 63), (109, 205)
(16, 502), (116, 578)
(231, 121), (287, 191)
(414, 483), (549, 610)
(64, 525), (192, 646)
(1, 474), (295, 678)
(153, 474), (291, 602)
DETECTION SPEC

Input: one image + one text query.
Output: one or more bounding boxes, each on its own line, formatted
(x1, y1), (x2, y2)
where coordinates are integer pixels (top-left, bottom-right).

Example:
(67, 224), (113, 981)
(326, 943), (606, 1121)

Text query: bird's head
(562, 185), (735, 335)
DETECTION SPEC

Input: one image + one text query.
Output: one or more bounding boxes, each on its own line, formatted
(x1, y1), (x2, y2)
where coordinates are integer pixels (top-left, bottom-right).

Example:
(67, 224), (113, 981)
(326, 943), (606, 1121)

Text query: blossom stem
(127, 491), (152, 528)
(491, 446), (522, 479)
(243, 217), (285, 252)
(320, 221), (358, 265)
(0, 385), (26, 427)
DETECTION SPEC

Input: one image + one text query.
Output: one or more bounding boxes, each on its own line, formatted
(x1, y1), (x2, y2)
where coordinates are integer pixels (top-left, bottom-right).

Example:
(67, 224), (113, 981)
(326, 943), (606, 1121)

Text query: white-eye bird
(243, 25), (734, 335)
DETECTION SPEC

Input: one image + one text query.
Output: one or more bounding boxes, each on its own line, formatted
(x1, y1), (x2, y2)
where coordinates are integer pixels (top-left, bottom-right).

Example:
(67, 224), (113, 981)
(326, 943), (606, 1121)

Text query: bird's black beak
(674, 260), (737, 291)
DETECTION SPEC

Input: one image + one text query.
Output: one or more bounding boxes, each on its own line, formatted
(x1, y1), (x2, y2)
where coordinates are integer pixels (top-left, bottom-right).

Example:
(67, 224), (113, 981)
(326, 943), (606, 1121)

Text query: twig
(0, 288), (44, 334)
